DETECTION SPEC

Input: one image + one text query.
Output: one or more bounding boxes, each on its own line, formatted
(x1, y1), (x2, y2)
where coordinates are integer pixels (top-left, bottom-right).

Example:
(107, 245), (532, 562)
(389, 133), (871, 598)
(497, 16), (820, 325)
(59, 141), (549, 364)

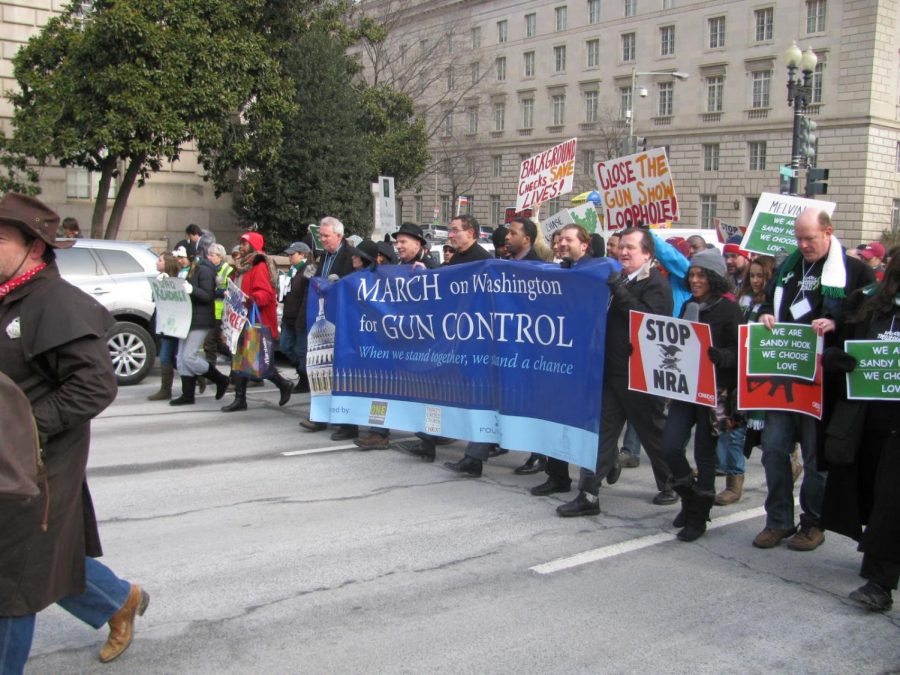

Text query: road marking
(531, 505), (769, 575)
(282, 445), (359, 456)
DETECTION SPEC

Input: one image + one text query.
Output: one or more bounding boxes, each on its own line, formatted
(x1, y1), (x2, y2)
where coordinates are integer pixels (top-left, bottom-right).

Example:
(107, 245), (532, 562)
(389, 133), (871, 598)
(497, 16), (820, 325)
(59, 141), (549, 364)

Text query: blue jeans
(761, 411), (825, 530)
(663, 400), (717, 493)
(715, 426), (747, 475)
(0, 558), (130, 674)
(158, 336), (177, 368)
(279, 324), (307, 372)
(621, 422), (641, 458)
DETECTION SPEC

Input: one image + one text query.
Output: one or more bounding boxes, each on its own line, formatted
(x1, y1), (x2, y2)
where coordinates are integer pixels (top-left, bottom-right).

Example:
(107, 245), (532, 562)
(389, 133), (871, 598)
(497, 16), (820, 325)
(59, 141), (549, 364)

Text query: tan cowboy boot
(99, 584), (150, 663)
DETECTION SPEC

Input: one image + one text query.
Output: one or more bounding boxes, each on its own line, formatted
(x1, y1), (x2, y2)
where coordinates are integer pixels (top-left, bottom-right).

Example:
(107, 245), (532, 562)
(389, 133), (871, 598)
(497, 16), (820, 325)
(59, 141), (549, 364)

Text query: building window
(492, 155), (503, 176)
(495, 57), (506, 81)
(497, 20), (508, 43)
(415, 196), (423, 222)
(400, 45), (408, 65)
(749, 141), (767, 170)
(806, 0), (826, 33)
(624, 0), (636, 16)
(524, 51), (536, 77)
(494, 102), (505, 131)
(658, 81), (673, 116)
(554, 45), (567, 72)
(555, 6), (568, 31)
(442, 111), (453, 136)
(892, 198), (900, 232)
(754, 7), (773, 42)
(471, 62), (480, 85)
(619, 86), (632, 119)
(522, 99), (534, 128)
(700, 194), (717, 228)
(895, 142), (900, 171)
(622, 32), (635, 61)
(703, 143), (720, 171)
(812, 60), (824, 103)
(471, 26), (481, 48)
(583, 149), (596, 175)
(660, 25), (675, 56)
(585, 91), (599, 122)
(440, 195), (451, 223)
(589, 0), (601, 23)
(491, 195), (503, 225)
(447, 66), (455, 91)
(447, 36), (455, 55)
(752, 70), (771, 108)
(467, 107), (478, 134)
(66, 168), (117, 200)
(552, 94), (566, 125)
(525, 13), (536, 37)
(708, 16), (725, 48)
(662, 0), (674, 8)
(465, 158), (476, 176)
(706, 76), (724, 112)
(587, 38), (600, 67)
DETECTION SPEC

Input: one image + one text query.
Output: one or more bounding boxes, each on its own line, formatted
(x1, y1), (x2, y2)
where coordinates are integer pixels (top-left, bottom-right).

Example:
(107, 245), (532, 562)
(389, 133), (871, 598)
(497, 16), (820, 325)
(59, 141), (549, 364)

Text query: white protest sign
(222, 280), (249, 353)
(539, 209), (574, 245)
(740, 192), (836, 256)
(150, 277), (192, 339)
(516, 138), (577, 212)
(628, 311), (717, 408)
(377, 176), (397, 234)
(594, 147), (679, 230)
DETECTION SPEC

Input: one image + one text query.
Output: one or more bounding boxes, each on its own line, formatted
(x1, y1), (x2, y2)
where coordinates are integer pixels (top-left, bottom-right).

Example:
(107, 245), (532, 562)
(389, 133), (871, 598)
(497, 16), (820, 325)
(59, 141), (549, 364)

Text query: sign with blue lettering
(305, 258), (617, 469)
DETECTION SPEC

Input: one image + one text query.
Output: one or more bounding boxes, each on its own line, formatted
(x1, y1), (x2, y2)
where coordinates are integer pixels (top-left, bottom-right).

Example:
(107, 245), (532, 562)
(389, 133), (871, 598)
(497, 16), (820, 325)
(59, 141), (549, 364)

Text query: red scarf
(0, 263), (47, 298)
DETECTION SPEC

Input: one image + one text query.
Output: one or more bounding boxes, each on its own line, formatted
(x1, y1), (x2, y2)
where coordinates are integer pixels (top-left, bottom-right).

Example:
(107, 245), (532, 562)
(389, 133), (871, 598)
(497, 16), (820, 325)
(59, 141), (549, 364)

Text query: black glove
(822, 347), (857, 374)
(707, 347), (726, 366)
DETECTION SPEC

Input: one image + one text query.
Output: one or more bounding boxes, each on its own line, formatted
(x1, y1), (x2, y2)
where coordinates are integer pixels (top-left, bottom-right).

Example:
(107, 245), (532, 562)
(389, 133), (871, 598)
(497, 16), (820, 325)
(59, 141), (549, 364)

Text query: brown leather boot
(99, 584), (150, 663)
(147, 366), (174, 401)
(715, 474), (744, 506)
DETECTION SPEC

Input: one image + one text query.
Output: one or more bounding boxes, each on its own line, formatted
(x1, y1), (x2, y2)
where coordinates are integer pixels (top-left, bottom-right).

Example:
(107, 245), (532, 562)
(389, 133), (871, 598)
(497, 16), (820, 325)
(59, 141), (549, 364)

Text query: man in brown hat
(0, 193), (149, 670)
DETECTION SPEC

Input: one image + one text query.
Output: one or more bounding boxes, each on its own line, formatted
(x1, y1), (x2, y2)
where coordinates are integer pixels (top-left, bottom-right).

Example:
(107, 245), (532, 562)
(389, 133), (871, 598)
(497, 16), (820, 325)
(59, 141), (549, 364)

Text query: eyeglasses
(448, 227), (465, 234)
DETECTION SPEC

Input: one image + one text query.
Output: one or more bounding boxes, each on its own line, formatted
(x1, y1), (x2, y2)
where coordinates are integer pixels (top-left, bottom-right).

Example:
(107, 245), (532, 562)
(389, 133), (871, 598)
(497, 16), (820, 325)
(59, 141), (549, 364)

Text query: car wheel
(106, 321), (157, 386)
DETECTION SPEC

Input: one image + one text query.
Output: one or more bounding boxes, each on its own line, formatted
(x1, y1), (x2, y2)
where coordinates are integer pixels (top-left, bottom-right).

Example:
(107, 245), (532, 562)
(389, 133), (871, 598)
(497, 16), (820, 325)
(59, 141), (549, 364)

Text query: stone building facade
(357, 0), (900, 244)
(0, 1), (239, 246)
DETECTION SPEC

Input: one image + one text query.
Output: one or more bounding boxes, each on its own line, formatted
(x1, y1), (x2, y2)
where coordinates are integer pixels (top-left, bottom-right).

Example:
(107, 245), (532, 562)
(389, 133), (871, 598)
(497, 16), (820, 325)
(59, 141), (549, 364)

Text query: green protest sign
(746, 323), (820, 382)
(845, 340), (900, 400)
(740, 192), (836, 256)
(308, 224), (322, 251)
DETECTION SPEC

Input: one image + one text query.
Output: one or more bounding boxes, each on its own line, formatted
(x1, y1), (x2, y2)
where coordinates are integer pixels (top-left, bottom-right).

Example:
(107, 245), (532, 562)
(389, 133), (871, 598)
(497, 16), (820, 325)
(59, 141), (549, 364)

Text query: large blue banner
(305, 258), (616, 468)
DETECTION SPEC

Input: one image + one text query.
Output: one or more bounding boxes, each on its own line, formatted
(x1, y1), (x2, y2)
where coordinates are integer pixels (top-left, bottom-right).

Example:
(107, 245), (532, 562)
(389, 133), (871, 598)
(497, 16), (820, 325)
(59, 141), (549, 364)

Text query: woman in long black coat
(821, 253), (900, 612)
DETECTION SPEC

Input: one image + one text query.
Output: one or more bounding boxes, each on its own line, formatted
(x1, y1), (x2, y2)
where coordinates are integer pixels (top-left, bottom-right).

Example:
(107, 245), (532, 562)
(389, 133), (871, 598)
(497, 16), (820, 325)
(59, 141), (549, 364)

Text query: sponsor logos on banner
(740, 192), (836, 256)
(844, 340), (900, 400)
(594, 147), (679, 230)
(627, 310), (717, 407)
(516, 138), (577, 212)
(737, 324), (823, 419)
(305, 259), (618, 469)
(149, 277), (192, 339)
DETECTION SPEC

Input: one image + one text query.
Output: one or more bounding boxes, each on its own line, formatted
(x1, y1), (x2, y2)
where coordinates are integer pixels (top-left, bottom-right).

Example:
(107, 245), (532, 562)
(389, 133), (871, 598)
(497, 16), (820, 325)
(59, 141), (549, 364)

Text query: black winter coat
(680, 295), (743, 391)
(187, 259), (217, 331)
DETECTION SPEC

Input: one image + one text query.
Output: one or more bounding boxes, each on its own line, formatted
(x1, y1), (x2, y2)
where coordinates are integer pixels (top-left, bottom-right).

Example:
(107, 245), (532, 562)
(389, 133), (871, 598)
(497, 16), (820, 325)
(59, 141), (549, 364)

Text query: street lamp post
(628, 69), (689, 153)
(784, 41), (818, 195)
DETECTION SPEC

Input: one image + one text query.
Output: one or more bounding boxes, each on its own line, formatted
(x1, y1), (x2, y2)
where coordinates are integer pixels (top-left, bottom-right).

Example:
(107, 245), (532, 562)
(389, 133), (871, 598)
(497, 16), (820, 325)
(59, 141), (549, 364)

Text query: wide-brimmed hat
(392, 222), (427, 246)
(348, 239), (379, 264)
(0, 192), (73, 249)
(376, 241), (398, 264)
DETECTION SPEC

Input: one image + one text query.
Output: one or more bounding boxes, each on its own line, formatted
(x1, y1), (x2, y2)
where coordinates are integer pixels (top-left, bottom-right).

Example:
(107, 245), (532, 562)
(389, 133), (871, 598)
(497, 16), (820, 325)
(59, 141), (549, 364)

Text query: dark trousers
(663, 400), (717, 493)
(861, 555), (900, 590)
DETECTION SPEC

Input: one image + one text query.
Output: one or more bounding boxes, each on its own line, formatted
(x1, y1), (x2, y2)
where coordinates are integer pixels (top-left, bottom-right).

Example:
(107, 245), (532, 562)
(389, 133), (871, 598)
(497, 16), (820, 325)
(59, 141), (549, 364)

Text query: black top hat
(391, 222), (428, 246)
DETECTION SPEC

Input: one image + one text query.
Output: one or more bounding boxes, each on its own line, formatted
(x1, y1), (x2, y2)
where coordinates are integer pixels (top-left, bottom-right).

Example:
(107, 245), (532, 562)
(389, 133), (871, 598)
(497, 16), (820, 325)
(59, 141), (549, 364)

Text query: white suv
(56, 239), (159, 385)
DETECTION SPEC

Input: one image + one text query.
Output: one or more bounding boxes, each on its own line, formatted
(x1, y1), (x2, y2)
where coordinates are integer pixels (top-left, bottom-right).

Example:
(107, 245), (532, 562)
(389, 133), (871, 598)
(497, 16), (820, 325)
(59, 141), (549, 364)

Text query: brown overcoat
(0, 264), (117, 616)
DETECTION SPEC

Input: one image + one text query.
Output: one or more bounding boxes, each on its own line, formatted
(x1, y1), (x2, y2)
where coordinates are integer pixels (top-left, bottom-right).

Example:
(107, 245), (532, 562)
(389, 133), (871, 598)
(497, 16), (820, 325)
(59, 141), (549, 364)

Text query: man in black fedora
(393, 222), (438, 268)
(0, 193), (149, 669)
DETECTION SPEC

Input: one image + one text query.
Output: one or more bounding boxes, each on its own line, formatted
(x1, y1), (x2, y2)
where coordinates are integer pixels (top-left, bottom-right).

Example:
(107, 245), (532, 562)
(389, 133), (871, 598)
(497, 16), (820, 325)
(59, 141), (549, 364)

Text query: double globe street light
(784, 41), (819, 195)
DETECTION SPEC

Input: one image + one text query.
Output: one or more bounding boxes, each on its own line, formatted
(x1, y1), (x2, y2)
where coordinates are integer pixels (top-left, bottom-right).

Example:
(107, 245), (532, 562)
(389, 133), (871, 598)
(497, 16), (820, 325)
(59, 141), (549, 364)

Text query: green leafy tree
(8, 0), (290, 239)
(233, 26), (373, 244)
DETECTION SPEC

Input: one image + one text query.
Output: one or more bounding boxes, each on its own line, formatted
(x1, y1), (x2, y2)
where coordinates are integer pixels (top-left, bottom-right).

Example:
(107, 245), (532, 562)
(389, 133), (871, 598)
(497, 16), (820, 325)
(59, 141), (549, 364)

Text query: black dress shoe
(514, 455), (546, 475)
(487, 446), (509, 458)
(653, 489), (679, 505)
(330, 427), (358, 441)
(606, 455), (622, 485)
(849, 582), (893, 612)
(556, 492), (601, 517)
(404, 442), (435, 462)
(443, 457), (483, 477)
(530, 478), (572, 496)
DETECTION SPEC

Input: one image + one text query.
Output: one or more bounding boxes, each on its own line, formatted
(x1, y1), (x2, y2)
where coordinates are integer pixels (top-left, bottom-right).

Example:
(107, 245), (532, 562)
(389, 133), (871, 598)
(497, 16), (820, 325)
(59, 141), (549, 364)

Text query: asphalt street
(26, 369), (900, 674)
